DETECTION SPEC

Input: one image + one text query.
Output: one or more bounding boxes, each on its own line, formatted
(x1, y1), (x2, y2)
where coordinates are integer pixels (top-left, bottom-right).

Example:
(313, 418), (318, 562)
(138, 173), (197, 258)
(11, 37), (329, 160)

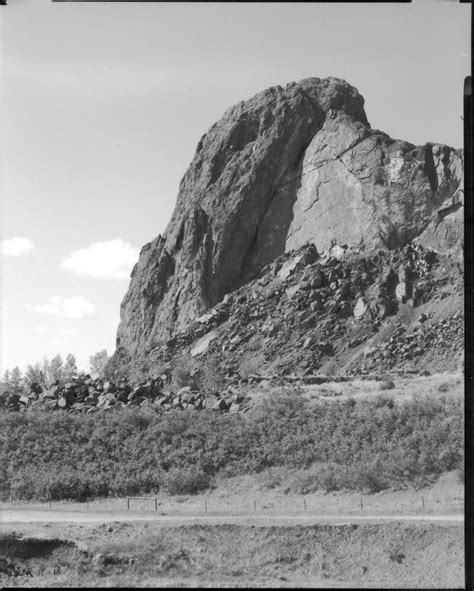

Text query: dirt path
(0, 508), (463, 525)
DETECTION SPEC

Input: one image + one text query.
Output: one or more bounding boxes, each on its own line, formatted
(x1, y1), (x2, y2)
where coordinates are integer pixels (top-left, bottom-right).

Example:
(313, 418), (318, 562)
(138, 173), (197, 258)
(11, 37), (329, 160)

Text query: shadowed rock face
(114, 77), (463, 361)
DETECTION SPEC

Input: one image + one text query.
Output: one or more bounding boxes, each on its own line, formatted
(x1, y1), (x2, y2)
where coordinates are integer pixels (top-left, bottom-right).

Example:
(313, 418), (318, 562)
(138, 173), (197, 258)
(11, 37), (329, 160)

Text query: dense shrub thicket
(0, 393), (463, 501)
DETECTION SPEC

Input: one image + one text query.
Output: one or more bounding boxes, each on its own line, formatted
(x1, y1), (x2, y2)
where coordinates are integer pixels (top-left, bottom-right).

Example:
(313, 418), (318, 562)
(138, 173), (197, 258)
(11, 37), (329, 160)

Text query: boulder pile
(0, 376), (252, 415)
(144, 239), (463, 379)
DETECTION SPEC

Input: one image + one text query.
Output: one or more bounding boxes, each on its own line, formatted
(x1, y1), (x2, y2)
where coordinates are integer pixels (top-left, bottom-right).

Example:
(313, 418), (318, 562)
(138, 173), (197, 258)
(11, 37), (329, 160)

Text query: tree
(42, 357), (51, 385)
(89, 349), (110, 379)
(63, 354), (78, 382)
(9, 366), (23, 393)
(2, 369), (11, 389)
(24, 362), (46, 389)
(49, 354), (64, 384)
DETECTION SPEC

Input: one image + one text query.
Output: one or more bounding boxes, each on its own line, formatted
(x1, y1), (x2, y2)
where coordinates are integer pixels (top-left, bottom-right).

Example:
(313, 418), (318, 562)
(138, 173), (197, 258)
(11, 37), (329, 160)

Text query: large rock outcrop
(113, 77), (463, 365)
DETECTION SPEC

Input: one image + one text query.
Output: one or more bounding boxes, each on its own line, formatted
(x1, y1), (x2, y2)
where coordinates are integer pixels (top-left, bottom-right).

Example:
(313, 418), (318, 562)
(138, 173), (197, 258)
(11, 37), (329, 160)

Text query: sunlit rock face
(112, 76), (463, 364)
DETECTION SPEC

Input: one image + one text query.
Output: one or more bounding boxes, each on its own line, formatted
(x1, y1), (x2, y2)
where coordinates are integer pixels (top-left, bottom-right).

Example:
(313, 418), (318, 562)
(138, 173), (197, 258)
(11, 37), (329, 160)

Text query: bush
(0, 393), (464, 501)
(162, 467), (211, 495)
(379, 379), (395, 391)
(438, 382), (451, 393)
(200, 354), (226, 395)
(171, 355), (199, 390)
(373, 393), (395, 408)
(258, 466), (289, 490)
(354, 464), (388, 493)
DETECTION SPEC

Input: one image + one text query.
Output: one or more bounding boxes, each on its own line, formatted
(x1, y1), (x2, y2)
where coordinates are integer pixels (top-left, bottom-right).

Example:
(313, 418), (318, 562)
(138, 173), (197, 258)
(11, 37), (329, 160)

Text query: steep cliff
(113, 77), (463, 369)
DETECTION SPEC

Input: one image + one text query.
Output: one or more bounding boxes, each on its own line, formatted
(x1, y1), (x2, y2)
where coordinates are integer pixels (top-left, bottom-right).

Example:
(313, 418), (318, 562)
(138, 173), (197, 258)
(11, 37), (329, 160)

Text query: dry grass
(300, 372), (463, 403)
(1, 518), (464, 588)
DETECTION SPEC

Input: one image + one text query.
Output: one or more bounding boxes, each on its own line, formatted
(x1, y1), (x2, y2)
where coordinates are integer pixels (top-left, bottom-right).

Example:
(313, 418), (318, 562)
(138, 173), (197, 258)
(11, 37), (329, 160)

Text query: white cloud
(29, 296), (96, 320)
(56, 326), (77, 336)
(1, 237), (35, 257)
(48, 336), (64, 346)
(60, 239), (139, 280)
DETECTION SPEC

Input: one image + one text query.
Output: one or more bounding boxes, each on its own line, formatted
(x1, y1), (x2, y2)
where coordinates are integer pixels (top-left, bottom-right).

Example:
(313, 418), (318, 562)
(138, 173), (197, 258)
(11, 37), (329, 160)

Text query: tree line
(1, 350), (110, 394)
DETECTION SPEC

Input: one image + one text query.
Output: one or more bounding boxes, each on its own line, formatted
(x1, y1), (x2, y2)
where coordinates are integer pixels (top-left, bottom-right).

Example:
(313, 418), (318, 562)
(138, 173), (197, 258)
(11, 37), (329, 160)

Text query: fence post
(304, 497), (307, 511)
(205, 500), (208, 513)
(254, 500), (256, 512)
(422, 495), (425, 509)
(155, 497), (158, 512)
(127, 497), (130, 511)
(360, 498), (363, 511)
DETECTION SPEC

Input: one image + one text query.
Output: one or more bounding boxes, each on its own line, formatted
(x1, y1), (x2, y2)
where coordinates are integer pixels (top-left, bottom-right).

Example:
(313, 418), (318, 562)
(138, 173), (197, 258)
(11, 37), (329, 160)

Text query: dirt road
(0, 508), (463, 525)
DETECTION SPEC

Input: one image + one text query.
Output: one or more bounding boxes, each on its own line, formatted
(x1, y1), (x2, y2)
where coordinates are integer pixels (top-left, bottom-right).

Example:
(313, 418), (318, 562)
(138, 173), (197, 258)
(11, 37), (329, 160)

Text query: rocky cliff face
(113, 77), (463, 369)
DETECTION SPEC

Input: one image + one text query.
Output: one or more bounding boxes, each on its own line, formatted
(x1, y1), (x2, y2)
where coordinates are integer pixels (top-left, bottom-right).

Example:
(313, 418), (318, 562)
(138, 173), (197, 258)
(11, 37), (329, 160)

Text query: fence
(127, 496), (159, 511)
(116, 495), (431, 514)
(7, 493), (433, 514)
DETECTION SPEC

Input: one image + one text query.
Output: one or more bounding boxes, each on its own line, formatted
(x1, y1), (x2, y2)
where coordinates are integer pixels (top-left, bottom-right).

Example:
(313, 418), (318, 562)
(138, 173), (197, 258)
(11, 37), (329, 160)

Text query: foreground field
(0, 472), (464, 587)
(0, 518), (464, 588)
(0, 374), (465, 588)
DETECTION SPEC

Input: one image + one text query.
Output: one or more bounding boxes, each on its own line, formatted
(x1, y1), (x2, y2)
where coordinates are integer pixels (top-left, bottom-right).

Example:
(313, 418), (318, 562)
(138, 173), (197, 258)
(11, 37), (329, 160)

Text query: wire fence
(6, 493), (441, 514)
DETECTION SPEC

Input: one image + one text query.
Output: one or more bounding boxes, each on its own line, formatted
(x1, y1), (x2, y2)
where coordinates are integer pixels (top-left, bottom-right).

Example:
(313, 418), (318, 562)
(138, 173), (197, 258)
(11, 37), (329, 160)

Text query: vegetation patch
(0, 393), (463, 501)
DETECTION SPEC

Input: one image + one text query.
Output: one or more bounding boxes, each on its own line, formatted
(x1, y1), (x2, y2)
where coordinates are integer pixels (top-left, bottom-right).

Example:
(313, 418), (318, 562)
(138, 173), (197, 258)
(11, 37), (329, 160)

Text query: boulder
(363, 345), (378, 359)
(353, 298), (368, 318)
(58, 397), (68, 409)
(395, 282), (408, 303)
(42, 388), (58, 399)
(211, 398), (228, 411)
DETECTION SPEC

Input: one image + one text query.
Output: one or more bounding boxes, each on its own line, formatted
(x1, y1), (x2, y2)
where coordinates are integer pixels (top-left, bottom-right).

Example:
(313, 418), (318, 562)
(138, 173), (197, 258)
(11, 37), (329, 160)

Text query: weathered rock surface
(112, 76), (463, 370)
(140, 241), (463, 380)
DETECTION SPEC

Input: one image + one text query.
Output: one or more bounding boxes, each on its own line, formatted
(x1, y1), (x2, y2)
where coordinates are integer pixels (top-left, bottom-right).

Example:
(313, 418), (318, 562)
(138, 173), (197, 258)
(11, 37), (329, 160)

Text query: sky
(0, 0), (470, 374)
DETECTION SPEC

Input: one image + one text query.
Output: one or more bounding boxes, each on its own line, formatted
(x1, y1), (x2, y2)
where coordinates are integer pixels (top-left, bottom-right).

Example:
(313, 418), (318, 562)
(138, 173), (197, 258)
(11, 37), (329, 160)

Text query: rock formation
(112, 77), (463, 373)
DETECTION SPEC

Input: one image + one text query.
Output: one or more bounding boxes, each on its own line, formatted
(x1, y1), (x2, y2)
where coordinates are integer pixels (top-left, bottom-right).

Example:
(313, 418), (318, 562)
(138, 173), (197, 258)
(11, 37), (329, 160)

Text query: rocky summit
(111, 77), (464, 380)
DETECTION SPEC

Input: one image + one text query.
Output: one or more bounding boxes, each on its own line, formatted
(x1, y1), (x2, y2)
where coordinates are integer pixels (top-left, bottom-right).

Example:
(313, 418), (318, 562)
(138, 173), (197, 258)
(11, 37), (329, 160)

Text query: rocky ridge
(110, 76), (463, 378)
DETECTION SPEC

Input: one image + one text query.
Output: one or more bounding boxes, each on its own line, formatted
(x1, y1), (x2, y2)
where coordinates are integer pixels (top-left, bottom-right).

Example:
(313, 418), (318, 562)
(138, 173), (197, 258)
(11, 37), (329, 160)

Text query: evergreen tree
(9, 366), (23, 393)
(2, 369), (11, 389)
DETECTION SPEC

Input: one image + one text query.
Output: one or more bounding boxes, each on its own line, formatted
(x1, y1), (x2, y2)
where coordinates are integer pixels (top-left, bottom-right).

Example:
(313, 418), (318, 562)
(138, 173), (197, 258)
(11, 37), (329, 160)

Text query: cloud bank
(60, 239), (139, 280)
(1, 237), (35, 257)
(29, 296), (96, 319)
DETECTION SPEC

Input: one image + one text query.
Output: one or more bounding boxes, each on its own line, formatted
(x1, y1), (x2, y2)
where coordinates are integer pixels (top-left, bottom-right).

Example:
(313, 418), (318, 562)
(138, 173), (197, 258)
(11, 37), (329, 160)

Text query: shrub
(171, 355), (199, 390)
(200, 354), (226, 395)
(238, 352), (266, 379)
(373, 393), (395, 408)
(355, 464), (388, 493)
(379, 379), (395, 391)
(258, 466), (289, 490)
(0, 393), (464, 501)
(438, 382), (451, 393)
(162, 467), (211, 495)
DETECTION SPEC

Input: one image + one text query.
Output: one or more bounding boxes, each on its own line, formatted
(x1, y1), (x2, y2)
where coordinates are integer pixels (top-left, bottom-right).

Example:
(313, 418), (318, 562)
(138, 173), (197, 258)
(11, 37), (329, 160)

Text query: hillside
(109, 76), (463, 380)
